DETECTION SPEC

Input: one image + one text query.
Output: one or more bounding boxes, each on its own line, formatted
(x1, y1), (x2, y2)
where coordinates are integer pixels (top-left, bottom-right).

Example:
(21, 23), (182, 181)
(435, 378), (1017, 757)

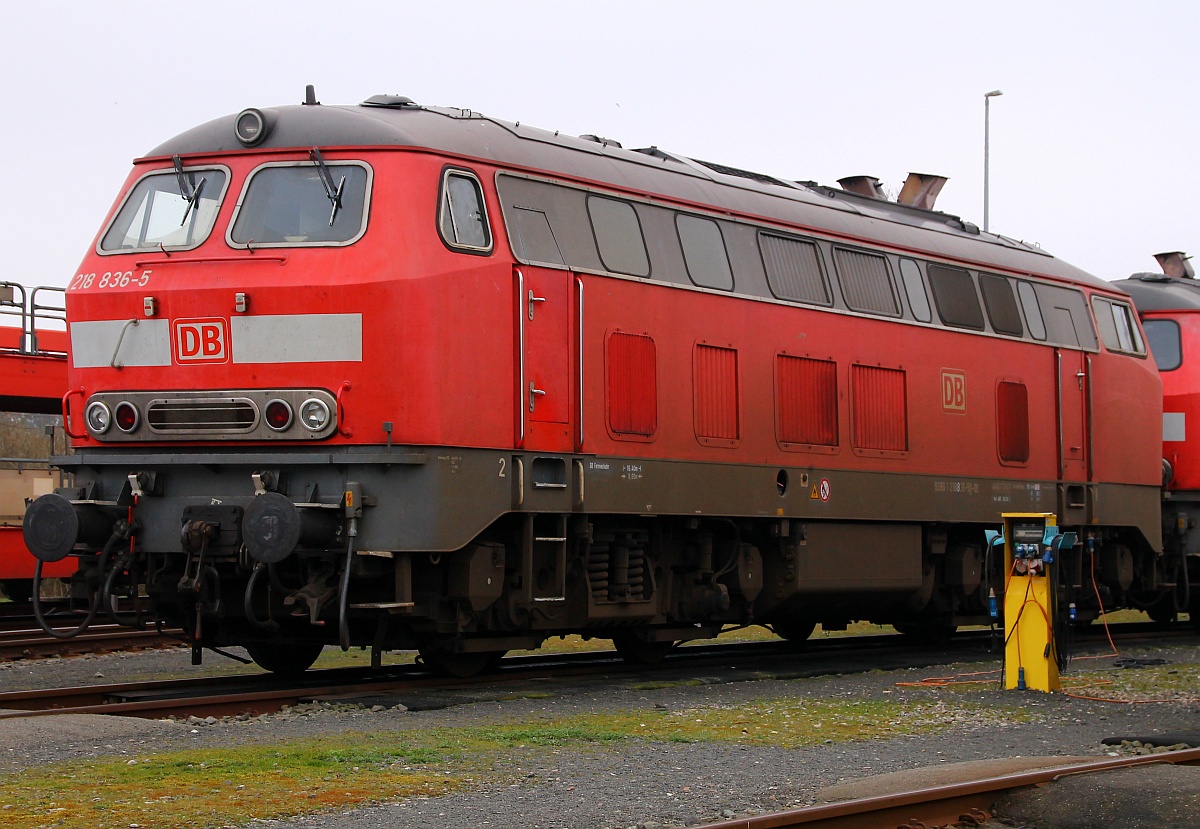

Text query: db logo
(941, 370), (966, 412)
(174, 318), (228, 363)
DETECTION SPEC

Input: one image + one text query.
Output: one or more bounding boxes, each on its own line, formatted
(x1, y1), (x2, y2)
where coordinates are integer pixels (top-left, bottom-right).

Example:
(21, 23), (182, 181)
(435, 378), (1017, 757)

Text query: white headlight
(299, 398), (331, 431)
(85, 401), (112, 434)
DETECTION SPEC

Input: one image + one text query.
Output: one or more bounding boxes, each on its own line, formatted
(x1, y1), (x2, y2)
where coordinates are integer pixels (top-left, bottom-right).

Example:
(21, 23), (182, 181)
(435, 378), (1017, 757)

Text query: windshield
(100, 167), (228, 253)
(229, 162), (370, 246)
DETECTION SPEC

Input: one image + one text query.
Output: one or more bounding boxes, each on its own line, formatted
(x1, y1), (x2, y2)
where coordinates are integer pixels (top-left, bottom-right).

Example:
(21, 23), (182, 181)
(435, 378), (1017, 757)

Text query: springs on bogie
(587, 544), (610, 600)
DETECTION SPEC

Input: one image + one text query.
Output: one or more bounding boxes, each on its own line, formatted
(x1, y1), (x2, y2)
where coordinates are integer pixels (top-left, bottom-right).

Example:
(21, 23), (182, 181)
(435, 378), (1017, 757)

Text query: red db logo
(941, 370), (966, 412)
(174, 318), (228, 363)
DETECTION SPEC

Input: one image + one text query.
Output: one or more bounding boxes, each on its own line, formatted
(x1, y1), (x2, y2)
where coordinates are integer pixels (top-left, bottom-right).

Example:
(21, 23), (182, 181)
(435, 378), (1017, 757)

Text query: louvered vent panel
(606, 332), (657, 436)
(833, 249), (898, 315)
(851, 365), (907, 451)
(776, 355), (838, 445)
(760, 235), (829, 304)
(997, 381), (1030, 462)
(694, 344), (739, 441)
(147, 399), (257, 432)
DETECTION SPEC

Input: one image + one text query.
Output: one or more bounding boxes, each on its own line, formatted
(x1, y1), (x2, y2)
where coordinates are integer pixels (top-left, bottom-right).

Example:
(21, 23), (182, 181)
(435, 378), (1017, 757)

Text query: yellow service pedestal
(1002, 513), (1062, 693)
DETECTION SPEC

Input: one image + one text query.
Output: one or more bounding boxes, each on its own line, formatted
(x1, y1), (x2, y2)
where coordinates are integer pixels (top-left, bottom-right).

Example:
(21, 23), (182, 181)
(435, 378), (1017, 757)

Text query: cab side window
(439, 170), (492, 253)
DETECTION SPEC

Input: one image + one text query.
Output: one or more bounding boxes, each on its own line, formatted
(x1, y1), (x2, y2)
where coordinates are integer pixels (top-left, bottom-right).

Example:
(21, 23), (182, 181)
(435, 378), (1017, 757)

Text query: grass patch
(0, 734), (464, 829)
(0, 694), (1025, 828)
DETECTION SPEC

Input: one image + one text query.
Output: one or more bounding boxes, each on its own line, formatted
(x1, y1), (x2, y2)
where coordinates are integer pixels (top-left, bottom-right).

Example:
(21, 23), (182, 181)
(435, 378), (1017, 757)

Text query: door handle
(528, 290), (546, 320)
(529, 382), (546, 412)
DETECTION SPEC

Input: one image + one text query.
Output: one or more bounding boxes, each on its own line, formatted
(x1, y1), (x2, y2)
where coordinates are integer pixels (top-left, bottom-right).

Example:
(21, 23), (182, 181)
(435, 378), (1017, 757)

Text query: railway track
(0, 623), (1194, 722)
(697, 748), (1200, 828)
(0, 622), (184, 661)
(0, 634), (991, 720)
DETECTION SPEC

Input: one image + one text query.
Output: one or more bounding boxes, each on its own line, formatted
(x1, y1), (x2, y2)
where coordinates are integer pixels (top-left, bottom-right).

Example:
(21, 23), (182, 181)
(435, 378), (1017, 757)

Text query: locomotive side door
(1056, 347), (1091, 520)
(517, 265), (574, 453)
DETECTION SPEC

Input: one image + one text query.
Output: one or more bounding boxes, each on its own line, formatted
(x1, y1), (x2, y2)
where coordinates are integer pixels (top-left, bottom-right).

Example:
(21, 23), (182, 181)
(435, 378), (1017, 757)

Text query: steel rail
(696, 748), (1200, 829)
(0, 622), (1193, 721)
(0, 623), (184, 660)
(0, 634), (956, 720)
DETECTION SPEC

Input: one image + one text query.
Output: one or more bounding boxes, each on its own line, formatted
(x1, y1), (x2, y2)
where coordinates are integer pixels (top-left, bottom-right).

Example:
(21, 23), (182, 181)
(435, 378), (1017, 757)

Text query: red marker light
(114, 402), (140, 433)
(264, 399), (293, 431)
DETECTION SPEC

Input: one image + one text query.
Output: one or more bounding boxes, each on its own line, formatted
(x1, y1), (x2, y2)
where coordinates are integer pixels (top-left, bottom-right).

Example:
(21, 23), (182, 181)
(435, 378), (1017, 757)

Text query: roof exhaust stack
(896, 173), (948, 211)
(1154, 251), (1194, 279)
(837, 176), (885, 199)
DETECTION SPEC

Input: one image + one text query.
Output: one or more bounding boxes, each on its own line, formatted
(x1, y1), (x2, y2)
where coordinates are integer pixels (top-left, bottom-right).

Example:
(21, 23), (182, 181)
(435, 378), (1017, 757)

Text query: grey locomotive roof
(1112, 274), (1200, 312)
(147, 96), (1116, 292)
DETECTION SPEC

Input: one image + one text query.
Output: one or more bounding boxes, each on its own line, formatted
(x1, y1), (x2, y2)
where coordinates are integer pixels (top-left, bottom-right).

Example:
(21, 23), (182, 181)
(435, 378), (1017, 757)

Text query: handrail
(0, 283), (67, 355)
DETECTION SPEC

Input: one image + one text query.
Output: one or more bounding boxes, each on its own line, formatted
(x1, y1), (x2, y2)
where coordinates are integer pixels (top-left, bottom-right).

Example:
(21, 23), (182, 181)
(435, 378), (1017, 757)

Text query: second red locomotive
(23, 89), (1173, 674)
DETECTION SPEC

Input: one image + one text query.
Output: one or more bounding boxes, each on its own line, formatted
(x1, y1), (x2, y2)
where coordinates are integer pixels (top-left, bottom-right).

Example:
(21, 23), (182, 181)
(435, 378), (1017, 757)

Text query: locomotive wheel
(1146, 601), (1177, 624)
(611, 634), (674, 665)
(245, 640), (325, 676)
(419, 648), (506, 678)
(770, 617), (817, 644)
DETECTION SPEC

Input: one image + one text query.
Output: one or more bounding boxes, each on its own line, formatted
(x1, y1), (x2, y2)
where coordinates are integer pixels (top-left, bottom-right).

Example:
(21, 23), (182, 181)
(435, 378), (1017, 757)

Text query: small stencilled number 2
(498, 458), (506, 478)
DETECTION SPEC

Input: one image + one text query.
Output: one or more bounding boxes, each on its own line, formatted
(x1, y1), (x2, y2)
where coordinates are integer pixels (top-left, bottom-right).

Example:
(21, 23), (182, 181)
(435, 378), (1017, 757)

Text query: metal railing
(0, 283), (66, 355)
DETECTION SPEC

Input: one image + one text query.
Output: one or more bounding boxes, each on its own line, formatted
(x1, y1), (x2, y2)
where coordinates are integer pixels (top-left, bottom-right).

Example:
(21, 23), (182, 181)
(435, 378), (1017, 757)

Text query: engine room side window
(229, 161), (370, 247)
(676, 214), (734, 290)
(1143, 319), (1181, 371)
(587, 196), (650, 277)
(927, 264), (985, 330)
(759, 233), (831, 306)
(1016, 281), (1047, 341)
(438, 170), (492, 253)
(898, 259), (932, 323)
(1033, 284), (1098, 349)
(1091, 296), (1146, 356)
(510, 208), (566, 266)
(99, 167), (229, 254)
(979, 274), (1024, 337)
(833, 248), (899, 316)
(996, 381), (1030, 464)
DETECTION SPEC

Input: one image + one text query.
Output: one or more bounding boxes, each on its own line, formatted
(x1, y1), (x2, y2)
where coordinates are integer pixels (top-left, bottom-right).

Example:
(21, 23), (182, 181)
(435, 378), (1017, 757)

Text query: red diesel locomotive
(1115, 253), (1200, 623)
(22, 88), (1172, 674)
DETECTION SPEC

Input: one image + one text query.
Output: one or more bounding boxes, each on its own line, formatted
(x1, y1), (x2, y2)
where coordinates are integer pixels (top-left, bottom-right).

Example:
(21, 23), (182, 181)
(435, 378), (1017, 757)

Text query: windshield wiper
(309, 147), (345, 226)
(172, 155), (207, 227)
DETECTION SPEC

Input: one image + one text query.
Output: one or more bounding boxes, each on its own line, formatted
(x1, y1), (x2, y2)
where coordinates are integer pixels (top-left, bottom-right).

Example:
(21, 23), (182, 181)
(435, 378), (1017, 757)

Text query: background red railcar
(0, 283), (69, 602)
(1114, 252), (1200, 623)
(23, 92), (1171, 674)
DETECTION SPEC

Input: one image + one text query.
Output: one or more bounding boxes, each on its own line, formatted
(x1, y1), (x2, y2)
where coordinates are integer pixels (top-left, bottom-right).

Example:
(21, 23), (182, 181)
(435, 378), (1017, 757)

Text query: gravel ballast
(2, 639), (1198, 828)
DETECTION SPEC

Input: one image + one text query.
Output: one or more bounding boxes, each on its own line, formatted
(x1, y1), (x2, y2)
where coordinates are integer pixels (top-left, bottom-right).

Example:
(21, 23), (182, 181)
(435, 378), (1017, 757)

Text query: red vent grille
(852, 365), (907, 451)
(776, 355), (838, 446)
(606, 332), (657, 437)
(694, 344), (739, 443)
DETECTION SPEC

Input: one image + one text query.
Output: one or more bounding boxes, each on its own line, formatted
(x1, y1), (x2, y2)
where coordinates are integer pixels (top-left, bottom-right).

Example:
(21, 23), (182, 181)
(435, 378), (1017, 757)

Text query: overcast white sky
(2, 1), (1195, 288)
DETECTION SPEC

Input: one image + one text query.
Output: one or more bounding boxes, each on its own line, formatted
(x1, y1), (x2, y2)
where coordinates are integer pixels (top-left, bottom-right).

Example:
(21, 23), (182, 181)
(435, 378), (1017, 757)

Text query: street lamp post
(983, 90), (1003, 233)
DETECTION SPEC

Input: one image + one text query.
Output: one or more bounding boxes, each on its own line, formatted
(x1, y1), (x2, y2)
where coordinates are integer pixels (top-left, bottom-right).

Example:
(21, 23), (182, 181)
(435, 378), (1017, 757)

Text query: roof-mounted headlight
(234, 108), (274, 146)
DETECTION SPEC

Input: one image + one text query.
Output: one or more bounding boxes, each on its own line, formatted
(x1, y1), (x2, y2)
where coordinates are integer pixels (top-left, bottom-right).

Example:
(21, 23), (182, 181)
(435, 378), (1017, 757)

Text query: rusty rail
(0, 623), (184, 661)
(698, 748), (1200, 829)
